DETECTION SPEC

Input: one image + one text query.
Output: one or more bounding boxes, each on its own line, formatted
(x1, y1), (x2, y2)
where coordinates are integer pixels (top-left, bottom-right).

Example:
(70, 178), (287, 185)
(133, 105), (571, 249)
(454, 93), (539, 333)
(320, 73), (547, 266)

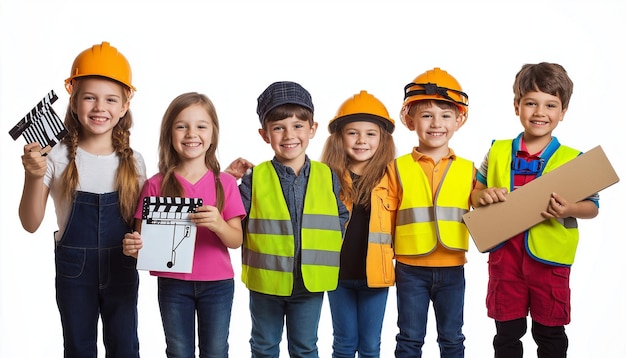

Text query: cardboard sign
(463, 146), (619, 252)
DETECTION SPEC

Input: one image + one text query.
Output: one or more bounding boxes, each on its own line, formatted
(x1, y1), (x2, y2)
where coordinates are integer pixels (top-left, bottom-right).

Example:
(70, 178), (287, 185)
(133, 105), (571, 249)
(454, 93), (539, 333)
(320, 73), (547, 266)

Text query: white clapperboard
(137, 196), (203, 273)
(9, 90), (68, 155)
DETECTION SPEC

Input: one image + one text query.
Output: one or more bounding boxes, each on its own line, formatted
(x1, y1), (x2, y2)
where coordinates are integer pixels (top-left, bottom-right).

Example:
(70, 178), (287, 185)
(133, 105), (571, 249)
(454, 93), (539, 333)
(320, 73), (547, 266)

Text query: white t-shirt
(44, 143), (147, 240)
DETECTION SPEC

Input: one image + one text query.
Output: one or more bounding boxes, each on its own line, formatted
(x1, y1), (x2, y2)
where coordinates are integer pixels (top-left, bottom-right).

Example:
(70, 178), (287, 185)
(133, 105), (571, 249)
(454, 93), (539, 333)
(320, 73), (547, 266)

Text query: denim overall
(55, 191), (139, 358)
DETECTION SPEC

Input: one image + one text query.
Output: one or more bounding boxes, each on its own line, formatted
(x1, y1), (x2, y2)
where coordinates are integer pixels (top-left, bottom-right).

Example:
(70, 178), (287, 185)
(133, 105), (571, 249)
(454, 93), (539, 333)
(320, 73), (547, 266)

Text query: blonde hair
(60, 77), (141, 224)
(321, 123), (395, 208)
(158, 92), (224, 211)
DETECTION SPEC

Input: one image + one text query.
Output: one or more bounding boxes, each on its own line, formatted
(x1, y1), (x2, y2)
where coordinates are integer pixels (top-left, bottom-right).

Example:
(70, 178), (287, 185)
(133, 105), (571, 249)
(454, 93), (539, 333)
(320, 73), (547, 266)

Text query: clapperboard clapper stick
(8, 90), (68, 156)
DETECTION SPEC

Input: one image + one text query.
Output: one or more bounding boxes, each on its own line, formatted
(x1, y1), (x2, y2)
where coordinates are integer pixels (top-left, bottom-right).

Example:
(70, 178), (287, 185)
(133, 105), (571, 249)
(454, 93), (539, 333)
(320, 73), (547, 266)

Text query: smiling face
(259, 115), (317, 173)
(171, 103), (214, 165)
(515, 90), (566, 150)
(72, 77), (129, 141)
(405, 100), (463, 158)
(341, 121), (381, 174)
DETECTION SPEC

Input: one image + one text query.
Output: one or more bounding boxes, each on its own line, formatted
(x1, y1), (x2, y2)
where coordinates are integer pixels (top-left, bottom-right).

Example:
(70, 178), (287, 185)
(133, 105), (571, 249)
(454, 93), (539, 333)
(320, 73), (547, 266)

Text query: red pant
(486, 235), (571, 326)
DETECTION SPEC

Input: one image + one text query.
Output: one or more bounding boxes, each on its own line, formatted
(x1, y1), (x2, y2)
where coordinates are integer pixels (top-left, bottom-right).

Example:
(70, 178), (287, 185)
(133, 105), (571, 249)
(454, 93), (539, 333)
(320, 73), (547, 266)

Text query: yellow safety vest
(394, 154), (473, 255)
(242, 161), (343, 296)
(487, 140), (581, 266)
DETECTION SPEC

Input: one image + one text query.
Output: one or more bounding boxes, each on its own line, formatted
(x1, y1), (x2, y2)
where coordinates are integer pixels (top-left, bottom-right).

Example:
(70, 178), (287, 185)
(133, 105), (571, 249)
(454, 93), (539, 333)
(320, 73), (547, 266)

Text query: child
(122, 92), (246, 357)
(387, 68), (475, 357)
(18, 41), (145, 357)
(239, 81), (350, 358)
(470, 62), (599, 358)
(320, 90), (396, 357)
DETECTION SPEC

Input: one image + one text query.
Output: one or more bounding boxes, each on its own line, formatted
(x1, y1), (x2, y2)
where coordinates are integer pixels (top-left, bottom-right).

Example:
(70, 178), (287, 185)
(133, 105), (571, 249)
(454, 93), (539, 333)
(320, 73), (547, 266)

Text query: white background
(1, 0), (624, 357)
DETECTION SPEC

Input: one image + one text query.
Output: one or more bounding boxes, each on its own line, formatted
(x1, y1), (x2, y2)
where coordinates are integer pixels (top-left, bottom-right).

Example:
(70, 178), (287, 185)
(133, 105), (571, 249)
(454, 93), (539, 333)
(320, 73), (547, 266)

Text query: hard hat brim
(329, 113), (395, 134)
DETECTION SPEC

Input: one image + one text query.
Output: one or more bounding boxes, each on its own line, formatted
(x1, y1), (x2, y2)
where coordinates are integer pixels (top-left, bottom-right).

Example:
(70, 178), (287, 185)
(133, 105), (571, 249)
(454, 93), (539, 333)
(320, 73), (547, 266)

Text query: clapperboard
(8, 90), (67, 155)
(137, 196), (203, 273)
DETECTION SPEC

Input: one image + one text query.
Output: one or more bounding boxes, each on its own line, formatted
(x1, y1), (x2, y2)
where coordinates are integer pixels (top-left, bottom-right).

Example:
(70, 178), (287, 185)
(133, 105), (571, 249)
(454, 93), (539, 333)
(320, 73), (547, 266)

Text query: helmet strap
(404, 82), (469, 107)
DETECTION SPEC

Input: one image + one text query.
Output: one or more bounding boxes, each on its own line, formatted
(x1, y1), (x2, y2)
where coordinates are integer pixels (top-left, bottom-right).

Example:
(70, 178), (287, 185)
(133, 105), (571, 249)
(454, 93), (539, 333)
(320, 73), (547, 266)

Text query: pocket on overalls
(108, 246), (139, 286)
(55, 245), (87, 278)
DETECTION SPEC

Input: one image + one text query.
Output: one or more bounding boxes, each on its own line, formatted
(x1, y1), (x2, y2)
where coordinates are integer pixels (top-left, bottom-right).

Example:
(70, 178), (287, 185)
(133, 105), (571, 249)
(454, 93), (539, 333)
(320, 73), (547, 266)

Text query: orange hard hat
(401, 68), (468, 126)
(64, 41), (135, 94)
(329, 90), (395, 134)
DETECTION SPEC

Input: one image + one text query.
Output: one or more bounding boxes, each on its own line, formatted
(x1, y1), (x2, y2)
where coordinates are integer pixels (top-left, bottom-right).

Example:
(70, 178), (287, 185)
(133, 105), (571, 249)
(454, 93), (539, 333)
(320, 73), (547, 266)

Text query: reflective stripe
(397, 207), (432, 223)
(247, 218), (294, 235)
(393, 153), (472, 255)
(397, 206), (467, 225)
(302, 214), (342, 231)
(242, 247), (293, 272)
(557, 217), (578, 229)
(302, 249), (341, 267)
(368, 232), (392, 245)
(242, 161), (343, 294)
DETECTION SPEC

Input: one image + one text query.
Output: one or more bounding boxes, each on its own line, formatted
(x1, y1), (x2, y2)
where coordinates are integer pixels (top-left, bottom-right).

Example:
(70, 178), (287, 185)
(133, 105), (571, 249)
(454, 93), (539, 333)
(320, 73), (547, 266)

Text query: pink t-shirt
(135, 170), (245, 281)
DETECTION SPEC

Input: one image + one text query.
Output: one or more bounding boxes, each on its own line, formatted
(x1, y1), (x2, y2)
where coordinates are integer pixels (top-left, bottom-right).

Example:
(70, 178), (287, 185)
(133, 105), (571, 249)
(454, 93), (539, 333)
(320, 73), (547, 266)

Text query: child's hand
(541, 192), (570, 219)
(224, 157), (254, 179)
(22, 143), (47, 178)
(477, 187), (508, 206)
(190, 205), (225, 232)
(122, 231), (143, 258)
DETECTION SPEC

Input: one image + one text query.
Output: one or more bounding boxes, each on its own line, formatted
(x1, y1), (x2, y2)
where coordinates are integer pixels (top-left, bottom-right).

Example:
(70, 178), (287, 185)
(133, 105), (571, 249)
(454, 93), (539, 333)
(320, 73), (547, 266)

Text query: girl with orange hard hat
(19, 41), (145, 357)
(321, 90), (397, 357)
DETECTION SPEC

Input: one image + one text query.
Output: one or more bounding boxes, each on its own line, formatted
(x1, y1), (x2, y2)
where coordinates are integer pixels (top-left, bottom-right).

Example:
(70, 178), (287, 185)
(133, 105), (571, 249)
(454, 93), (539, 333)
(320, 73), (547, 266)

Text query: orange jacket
(344, 171), (396, 287)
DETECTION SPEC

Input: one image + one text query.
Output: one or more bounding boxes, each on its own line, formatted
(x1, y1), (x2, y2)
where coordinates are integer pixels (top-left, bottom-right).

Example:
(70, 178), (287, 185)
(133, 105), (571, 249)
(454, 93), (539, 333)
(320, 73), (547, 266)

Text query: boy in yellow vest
(470, 62), (599, 357)
(384, 68), (476, 357)
(239, 81), (349, 358)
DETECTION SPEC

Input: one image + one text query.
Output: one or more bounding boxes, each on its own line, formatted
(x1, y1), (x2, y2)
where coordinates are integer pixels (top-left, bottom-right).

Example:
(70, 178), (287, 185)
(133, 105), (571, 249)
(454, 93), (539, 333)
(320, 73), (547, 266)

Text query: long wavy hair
(60, 77), (141, 224)
(321, 123), (395, 209)
(158, 92), (224, 211)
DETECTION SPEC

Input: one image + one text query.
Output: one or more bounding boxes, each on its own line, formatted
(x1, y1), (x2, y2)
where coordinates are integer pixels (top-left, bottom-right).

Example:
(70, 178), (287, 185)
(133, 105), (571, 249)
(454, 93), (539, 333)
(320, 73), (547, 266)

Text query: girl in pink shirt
(123, 92), (246, 357)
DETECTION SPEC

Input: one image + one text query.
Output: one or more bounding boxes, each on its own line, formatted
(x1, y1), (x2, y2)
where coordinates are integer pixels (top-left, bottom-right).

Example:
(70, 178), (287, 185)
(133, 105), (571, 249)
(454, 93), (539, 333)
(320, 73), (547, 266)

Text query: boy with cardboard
(470, 62), (599, 357)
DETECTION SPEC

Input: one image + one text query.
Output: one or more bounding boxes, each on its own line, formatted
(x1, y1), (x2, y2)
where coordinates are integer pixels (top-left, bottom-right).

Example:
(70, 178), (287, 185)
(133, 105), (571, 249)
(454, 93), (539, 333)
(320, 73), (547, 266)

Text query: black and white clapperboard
(137, 196), (203, 273)
(8, 90), (68, 155)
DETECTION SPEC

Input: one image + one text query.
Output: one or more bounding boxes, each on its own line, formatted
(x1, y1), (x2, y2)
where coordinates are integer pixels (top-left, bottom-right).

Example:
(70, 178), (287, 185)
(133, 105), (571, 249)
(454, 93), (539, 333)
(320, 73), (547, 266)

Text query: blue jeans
(158, 277), (234, 358)
(328, 280), (389, 358)
(55, 191), (139, 358)
(395, 263), (465, 358)
(249, 289), (324, 358)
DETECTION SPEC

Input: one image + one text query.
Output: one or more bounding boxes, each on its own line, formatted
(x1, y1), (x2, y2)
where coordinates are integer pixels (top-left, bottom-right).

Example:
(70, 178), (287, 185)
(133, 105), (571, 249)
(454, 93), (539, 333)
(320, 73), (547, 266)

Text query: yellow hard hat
(329, 90), (395, 134)
(402, 67), (468, 118)
(64, 41), (135, 94)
